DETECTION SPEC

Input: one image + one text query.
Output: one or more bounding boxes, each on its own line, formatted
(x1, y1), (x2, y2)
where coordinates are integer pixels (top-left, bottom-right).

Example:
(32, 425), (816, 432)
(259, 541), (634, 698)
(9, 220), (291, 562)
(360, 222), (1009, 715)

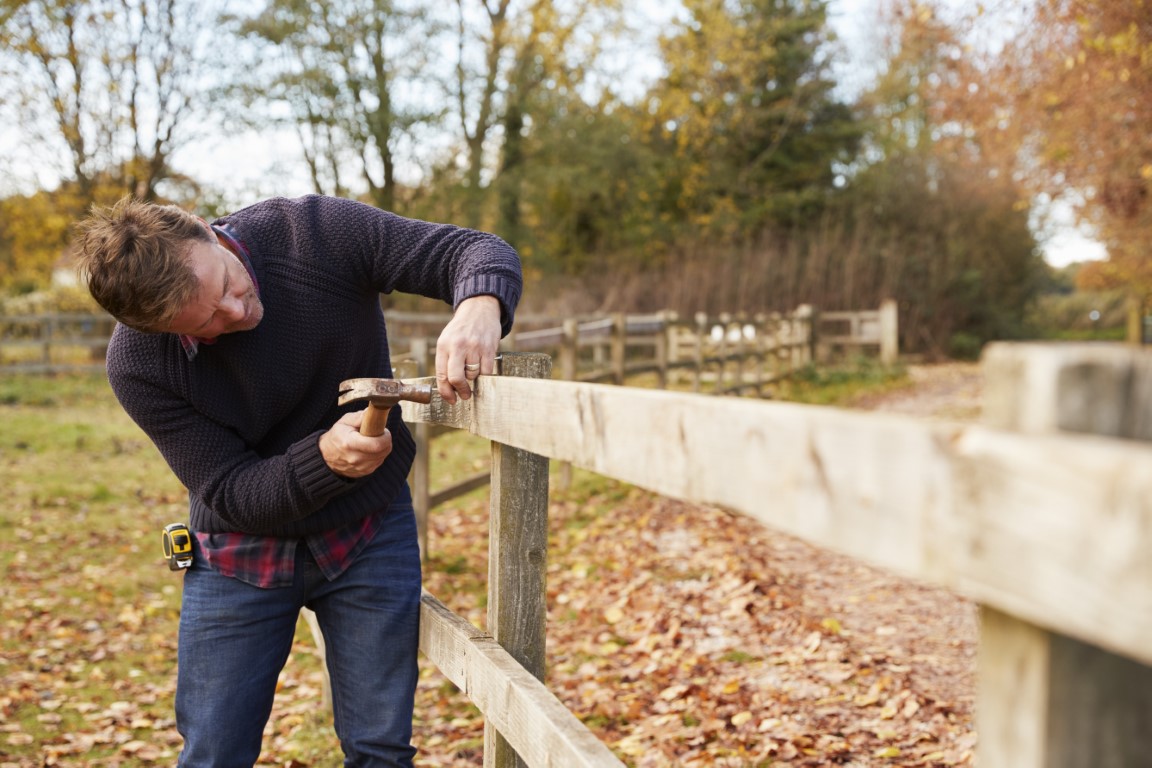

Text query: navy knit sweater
(105, 195), (522, 537)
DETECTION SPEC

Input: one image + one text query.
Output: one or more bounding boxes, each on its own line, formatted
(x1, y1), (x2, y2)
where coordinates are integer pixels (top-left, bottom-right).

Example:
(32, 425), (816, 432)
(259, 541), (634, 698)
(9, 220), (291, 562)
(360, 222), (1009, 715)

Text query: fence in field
(389, 342), (1150, 767)
(0, 301), (897, 377)
(0, 313), (117, 373)
(0, 305), (893, 551)
(9, 310), (1148, 765)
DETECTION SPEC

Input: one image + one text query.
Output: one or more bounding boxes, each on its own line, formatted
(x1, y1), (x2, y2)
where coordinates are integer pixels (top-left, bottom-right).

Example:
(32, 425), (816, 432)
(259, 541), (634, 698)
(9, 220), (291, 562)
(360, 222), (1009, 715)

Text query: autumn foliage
(0, 0), (1143, 345)
(961, 0), (1152, 305)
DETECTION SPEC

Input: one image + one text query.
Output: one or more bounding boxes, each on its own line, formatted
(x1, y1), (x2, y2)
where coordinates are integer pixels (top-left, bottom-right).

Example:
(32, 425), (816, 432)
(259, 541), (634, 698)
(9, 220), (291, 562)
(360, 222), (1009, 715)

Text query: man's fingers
(319, 413), (393, 477)
(435, 293), (502, 403)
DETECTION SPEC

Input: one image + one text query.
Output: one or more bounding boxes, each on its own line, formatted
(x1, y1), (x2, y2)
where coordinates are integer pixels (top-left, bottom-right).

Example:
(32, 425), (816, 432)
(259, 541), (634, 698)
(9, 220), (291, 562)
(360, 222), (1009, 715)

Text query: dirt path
(848, 362), (983, 423)
(709, 362), (986, 765)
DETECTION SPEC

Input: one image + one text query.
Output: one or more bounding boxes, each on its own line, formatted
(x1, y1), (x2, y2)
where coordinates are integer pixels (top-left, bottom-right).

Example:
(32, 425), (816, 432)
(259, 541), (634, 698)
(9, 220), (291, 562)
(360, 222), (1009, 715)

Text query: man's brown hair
(73, 196), (213, 332)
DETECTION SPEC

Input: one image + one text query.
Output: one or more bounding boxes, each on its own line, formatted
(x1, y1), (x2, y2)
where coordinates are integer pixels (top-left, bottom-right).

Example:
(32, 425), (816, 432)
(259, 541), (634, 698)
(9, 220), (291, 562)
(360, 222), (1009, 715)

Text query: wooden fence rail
(0, 313), (116, 373)
(392, 303), (900, 534)
(0, 303), (896, 377)
(395, 343), (1152, 767)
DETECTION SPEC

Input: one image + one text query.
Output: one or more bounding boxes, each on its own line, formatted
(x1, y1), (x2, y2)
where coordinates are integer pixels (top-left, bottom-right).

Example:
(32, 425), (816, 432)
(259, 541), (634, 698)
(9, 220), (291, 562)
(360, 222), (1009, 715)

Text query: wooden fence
(394, 342), (1151, 767)
(391, 305), (831, 547)
(0, 304), (893, 377)
(389, 302), (897, 541)
(10, 311), (1147, 765)
(0, 313), (116, 373)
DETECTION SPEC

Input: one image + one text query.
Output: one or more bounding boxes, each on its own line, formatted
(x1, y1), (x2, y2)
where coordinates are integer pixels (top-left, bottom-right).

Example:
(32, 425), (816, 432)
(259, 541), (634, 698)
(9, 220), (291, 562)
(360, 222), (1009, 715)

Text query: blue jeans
(175, 504), (421, 767)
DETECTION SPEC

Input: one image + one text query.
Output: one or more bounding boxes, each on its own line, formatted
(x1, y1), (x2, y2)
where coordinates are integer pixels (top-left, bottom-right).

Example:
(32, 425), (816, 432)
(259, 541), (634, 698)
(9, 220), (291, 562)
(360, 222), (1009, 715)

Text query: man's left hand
(435, 295), (502, 404)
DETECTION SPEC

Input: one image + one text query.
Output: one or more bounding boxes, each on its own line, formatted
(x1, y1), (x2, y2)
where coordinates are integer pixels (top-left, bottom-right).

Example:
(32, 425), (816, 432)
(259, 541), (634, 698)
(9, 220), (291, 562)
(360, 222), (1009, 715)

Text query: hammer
(338, 378), (434, 436)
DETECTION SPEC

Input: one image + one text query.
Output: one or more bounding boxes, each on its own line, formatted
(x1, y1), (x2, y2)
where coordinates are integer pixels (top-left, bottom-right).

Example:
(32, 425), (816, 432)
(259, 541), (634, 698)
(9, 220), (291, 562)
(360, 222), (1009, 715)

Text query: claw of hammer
(338, 378), (434, 437)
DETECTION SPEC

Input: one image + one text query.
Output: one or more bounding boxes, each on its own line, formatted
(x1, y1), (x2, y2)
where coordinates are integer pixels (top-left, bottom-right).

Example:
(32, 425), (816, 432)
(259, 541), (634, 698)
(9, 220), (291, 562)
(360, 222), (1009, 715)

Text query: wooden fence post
(555, 319), (579, 491)
(751, 313), (766, 393)
(766, 312), (782, 383)
(718, 313), (732, 394)
(408, 337), (432, 561)
(485, 352), (553, 768)
(43, 315), (54, 370)
(655, 311), (670, 390)
(559, 318), (579, 384)
(879, 298), (899, 365)
(977, 342), (1152, 768)
(788, 305), (813, 371)
(801, 304), (816, 368)
(693, 312), (707, 393)
(611, 313), (626, 385)
(662, 311), (680, 387)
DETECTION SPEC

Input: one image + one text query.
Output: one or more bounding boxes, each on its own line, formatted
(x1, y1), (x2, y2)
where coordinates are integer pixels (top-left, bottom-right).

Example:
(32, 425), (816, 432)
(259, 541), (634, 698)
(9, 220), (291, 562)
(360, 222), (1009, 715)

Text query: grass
(1032, 326), (1128, 342)
(0, 372), (503, 766)
(0, 373), (189, 765)
(770, 357), (908, 406)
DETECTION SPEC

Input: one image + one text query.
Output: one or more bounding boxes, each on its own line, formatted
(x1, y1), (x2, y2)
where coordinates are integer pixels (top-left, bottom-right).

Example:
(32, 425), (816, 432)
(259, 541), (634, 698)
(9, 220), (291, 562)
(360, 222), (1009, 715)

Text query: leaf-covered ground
(1, 366), (981, 766)
(420, 483), (977, 767)
(418, 363), (983, 766)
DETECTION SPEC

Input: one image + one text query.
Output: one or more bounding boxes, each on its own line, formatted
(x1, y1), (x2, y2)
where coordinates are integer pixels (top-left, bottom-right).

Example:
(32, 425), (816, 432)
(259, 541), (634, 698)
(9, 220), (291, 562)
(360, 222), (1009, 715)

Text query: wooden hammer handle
(360, 403), (392, 437)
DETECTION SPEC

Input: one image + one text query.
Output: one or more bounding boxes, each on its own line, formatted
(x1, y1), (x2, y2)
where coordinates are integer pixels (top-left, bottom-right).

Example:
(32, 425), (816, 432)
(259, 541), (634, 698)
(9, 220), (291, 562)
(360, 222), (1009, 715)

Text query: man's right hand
(319, 411), (393, 478)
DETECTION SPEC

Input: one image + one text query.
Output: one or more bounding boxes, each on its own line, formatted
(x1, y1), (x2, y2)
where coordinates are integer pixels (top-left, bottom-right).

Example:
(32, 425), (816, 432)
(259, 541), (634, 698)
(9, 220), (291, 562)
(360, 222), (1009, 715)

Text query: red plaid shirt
(194, 511), (385, 588)
(183, 224), (386, 588)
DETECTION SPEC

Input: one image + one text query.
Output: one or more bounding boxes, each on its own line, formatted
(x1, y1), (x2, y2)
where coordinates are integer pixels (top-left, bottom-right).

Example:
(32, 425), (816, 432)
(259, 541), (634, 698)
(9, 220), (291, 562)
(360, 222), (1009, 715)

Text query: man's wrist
(457, 294), (501, 313)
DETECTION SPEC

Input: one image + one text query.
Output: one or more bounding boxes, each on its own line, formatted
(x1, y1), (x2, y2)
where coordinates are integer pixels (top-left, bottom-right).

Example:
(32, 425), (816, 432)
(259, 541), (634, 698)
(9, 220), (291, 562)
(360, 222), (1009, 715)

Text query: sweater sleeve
(106, 334), (357, 533)
(315, 197), (523, 335)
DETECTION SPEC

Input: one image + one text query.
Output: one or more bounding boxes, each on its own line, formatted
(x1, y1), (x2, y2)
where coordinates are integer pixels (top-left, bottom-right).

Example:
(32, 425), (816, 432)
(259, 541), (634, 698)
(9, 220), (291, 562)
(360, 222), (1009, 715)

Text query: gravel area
(849, 362), (984, 423)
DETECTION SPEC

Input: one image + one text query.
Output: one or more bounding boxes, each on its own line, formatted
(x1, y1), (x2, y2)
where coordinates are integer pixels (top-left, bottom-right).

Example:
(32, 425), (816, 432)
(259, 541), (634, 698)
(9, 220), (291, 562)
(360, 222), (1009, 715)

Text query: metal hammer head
(338, 378), (434, 409)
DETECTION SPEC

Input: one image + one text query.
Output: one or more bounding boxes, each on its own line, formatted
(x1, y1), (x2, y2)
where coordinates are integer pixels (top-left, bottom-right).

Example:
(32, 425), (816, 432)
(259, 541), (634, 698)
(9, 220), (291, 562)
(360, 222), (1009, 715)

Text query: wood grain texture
(419, 592), (624, 768)
(402, 367), (1152, 666)
(486, 353), (552, 768)
(978, 342), (1152, 768)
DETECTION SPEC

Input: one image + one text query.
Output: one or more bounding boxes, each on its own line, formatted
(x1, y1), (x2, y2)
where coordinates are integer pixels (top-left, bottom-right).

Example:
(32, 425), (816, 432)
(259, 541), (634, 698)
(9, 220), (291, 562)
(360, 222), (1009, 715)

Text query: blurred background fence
(0, 300), (897, 378)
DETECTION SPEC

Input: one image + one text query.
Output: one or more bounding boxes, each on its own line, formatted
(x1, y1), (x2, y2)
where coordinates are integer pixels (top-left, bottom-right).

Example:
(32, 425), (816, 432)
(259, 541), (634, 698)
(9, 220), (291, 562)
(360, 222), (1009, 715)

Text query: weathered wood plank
(419, 591), (624, 768)
(486, 353), (552, 768)
(402, 371), (1152, 666)
(948, 425), (1152, 664)
(983, 341), (1152, 440)
(977, 342), (1152, 768)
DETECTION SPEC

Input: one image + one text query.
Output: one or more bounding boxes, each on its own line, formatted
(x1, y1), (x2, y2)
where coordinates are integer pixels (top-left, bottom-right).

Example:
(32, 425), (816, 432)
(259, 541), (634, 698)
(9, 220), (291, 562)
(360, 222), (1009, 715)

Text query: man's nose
(221, 294), (246, 320)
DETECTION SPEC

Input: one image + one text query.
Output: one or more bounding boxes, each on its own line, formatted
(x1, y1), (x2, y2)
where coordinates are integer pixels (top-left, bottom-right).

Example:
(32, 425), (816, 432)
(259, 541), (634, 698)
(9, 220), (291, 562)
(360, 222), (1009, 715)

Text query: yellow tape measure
(162, 523), (193, 571)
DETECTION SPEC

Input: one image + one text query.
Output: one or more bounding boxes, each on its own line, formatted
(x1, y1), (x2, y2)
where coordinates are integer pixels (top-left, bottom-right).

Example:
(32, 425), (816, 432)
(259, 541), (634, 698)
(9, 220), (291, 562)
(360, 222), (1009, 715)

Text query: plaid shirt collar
(178, 224), (259, 361)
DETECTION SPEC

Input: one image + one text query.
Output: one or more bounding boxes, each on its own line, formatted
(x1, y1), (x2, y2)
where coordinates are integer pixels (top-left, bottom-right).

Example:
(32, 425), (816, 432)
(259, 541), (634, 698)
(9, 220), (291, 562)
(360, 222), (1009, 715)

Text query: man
(73, 194), (522, 766)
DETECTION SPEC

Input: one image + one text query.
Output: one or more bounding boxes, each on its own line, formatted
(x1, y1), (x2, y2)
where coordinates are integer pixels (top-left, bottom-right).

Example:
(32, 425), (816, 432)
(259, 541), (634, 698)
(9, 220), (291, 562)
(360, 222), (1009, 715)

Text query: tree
(975, 0), (1152, 336)
(0, 0), (219, 204)
(0, 190), (75, 291)
(642, 0), (859, 237)
(447, 0), (622, 234)
(232, 0), (443, 212)
(514, 91), (665, 274)
(839, 0), (1044, 356)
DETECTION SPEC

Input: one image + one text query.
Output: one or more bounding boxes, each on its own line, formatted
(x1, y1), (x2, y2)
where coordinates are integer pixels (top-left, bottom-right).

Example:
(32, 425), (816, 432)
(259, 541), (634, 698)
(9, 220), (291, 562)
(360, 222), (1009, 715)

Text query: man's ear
(196, 216), (216, 239)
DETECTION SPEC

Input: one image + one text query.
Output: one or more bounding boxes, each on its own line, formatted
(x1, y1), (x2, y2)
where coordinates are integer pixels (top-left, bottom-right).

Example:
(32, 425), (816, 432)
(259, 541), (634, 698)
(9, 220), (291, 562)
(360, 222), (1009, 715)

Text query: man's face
(167, 237), (264, 338)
